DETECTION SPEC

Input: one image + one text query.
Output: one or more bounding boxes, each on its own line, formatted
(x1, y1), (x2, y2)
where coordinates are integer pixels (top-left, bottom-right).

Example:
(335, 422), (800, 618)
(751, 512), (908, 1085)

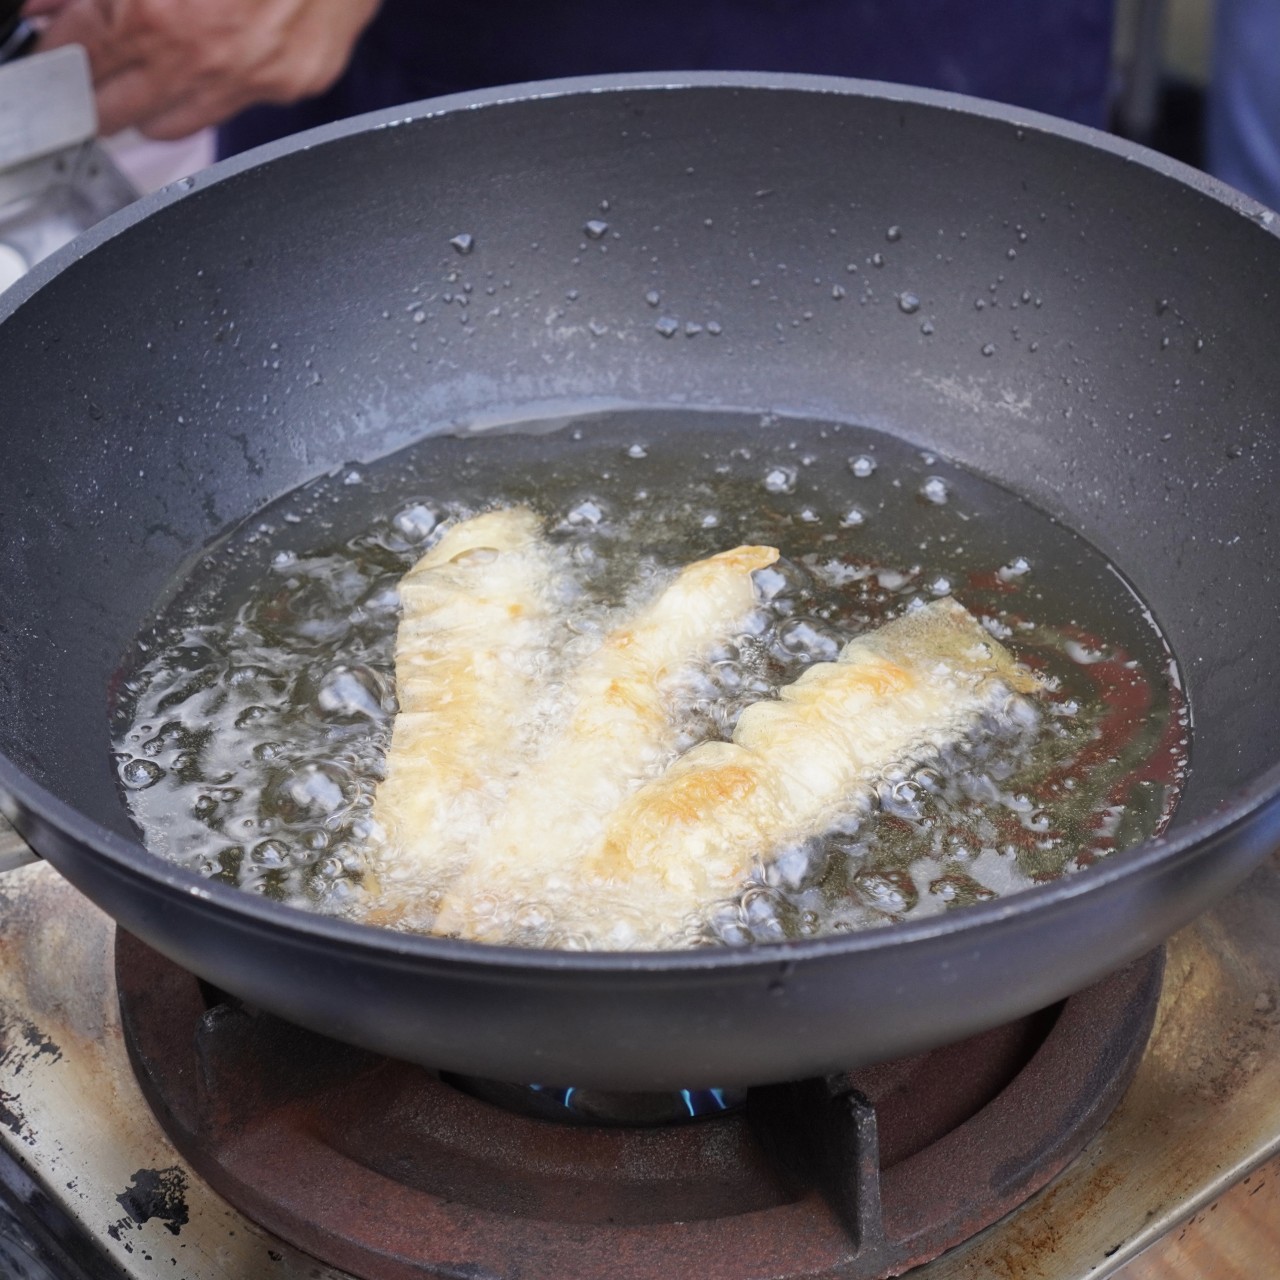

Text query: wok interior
(2, 81), (1278, 869)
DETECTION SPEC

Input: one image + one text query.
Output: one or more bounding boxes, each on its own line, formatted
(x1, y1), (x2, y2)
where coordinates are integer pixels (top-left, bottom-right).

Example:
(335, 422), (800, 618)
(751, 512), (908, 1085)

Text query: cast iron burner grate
(115, 933), (1162, 1280)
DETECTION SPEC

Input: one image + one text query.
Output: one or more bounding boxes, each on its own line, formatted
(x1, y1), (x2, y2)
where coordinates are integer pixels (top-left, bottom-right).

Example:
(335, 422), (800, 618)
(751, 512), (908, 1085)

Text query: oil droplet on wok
(849, 454), (877, 478)
(762, 466), (797, 495)
(566, 499), (605, 526)
(898, 292), (920, 314)
(920, 476), (950, 504)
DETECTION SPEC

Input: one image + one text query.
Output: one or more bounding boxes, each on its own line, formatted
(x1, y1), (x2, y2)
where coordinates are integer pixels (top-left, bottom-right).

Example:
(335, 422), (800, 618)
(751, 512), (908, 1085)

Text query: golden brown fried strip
(360, 507), (560, 925)
(540, 598), (1036, 949)
(431, 543), (780, 942)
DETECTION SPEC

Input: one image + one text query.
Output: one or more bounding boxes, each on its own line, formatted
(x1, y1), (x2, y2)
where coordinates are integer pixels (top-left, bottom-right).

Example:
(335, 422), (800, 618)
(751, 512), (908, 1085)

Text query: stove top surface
(1, 840), (1279, 1279)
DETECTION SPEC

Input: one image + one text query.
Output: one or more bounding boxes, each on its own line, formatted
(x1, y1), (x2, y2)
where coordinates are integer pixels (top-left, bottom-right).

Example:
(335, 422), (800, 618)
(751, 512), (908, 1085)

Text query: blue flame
(529, 1083), (576, 1107)
(680, 1088), (735, 1117)
(529, 1083), (738, 1119)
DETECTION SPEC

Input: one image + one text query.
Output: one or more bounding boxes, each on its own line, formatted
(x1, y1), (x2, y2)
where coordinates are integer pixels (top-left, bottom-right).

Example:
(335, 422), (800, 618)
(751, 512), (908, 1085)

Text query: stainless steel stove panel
(0, 825), (1278, 1278)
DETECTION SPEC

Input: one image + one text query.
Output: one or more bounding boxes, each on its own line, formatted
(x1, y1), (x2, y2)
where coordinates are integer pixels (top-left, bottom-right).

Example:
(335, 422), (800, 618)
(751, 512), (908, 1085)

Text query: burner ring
(116, 933), (1162, 1280)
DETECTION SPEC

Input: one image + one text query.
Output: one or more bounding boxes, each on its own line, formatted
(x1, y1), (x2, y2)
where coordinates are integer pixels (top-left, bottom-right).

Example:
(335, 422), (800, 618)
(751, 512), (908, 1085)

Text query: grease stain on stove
(0, 1003), (63, 1145)
(0, 1089), (32, 1144)
(0, 1008), (63, 1070)
(1149, 926), (1278, 1108)
(108, 1166), (190, 1240)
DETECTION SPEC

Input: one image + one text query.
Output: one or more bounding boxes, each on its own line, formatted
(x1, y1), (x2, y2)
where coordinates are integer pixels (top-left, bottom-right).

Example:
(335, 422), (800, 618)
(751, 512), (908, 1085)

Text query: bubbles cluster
(113, 409), (1188, 946)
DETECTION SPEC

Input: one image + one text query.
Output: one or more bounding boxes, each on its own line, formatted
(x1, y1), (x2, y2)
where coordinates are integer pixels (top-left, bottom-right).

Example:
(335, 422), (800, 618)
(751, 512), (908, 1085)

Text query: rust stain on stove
(977, 1162), (1124, 1280)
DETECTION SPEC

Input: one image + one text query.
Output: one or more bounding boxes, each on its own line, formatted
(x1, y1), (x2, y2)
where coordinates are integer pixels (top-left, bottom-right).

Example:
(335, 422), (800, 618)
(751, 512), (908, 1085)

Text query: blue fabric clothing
(218, 0), (1116, 158)
(1208, 0), (1280, 213)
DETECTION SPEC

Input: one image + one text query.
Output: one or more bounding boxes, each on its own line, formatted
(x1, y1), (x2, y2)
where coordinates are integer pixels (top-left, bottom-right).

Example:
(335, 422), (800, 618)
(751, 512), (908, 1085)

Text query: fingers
(36, 0), (142, 84)
(35, 0), (381, 139)
(20, 0), (70, 17)
(93, 64), (237, 138)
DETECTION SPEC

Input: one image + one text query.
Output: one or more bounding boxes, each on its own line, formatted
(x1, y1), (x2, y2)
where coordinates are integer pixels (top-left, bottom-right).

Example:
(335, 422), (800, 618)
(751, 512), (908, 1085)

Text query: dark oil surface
(112, 409), (1188, 946)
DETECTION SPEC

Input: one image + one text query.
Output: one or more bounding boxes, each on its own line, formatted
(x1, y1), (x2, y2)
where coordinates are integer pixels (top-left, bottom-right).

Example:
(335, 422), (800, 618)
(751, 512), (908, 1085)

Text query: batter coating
(432, 543), (780, 942)
(447, 597), (1035, 948)
(362, 507), (560, 924)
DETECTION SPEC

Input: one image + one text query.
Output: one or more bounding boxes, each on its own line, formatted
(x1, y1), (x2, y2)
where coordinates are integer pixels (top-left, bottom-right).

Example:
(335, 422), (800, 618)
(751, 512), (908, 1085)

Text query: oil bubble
(315, 665), (386, 722)
(391, 503), (438, 542)
(253, 839), (289, 867)
(268, 763), (351, 823)
(776, 617), (842, 661)
(120, 758), (164, 790)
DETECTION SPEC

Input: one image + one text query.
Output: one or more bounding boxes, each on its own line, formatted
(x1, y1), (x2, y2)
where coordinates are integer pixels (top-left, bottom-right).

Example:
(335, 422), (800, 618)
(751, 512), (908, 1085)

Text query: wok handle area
(0, 812), (40, 873)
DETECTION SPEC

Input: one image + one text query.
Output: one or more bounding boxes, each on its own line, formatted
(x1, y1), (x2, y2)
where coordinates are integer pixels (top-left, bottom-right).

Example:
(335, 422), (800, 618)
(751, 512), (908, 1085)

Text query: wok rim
(2, 69), (1278, 975)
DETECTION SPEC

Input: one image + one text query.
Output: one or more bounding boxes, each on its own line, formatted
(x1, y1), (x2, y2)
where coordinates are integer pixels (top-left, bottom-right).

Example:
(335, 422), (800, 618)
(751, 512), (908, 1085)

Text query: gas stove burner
(116, 933), (1162, 1280)
(446, 1076), (748, 1125)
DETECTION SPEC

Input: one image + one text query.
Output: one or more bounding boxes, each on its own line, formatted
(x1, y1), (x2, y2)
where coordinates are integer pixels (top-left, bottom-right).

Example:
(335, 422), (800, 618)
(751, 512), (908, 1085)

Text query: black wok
(2, 73), (1279, 1090)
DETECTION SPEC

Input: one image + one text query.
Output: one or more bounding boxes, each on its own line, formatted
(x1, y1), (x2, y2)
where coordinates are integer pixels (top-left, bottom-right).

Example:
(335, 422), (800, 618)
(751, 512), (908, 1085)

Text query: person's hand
(27, 0), (381, 139)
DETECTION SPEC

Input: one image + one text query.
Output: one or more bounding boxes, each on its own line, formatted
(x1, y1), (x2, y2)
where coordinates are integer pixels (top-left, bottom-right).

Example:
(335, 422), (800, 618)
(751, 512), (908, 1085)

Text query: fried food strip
(533, 598), (1036, 949)
(431, 543), (780, 942)
(360, 506), (561, 924)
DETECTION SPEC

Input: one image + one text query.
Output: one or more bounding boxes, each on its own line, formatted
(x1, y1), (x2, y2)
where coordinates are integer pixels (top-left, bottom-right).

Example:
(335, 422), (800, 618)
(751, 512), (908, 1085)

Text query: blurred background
(0, 0), (1272, 300)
